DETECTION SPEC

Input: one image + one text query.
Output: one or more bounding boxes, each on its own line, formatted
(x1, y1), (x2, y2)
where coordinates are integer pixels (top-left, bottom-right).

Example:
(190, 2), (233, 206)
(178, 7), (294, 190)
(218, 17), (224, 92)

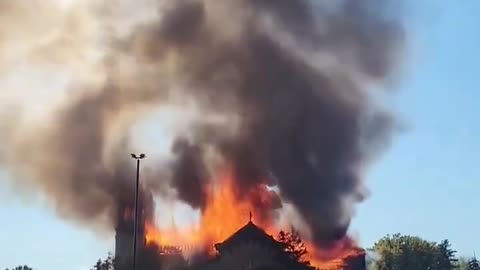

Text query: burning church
(113, 169), (367, 270)
(0, 1), (405, 270)
(114, 206), (366, 270)
(205, 220), (366, 270)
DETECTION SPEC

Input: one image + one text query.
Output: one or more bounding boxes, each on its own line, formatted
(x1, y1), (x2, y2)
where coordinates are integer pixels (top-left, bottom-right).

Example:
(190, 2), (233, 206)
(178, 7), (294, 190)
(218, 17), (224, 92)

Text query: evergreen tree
(468, 257), (480, 270)
(103, 253), (114, 270)
(91, 253), (114, 270)
(277, 227), (308, 263)
(434, 239), (458, 270)
(277, 227), (317, 269)
(92, 259), (102, 270)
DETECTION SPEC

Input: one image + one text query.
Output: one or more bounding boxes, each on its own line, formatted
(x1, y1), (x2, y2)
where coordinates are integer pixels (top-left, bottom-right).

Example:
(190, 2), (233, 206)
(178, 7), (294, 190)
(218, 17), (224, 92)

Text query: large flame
(145, 170), (274, 252)
(144, 169), (363, 268)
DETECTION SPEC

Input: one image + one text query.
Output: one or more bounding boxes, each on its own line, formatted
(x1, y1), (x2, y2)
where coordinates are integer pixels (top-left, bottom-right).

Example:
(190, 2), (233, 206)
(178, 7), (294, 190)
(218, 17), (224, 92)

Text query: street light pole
(130, 153), (146, 270)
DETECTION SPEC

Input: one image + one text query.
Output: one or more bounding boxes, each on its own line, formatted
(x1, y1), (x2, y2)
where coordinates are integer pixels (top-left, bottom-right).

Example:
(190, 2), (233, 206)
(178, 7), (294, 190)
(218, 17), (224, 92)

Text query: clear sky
(1, 1), (479, 270)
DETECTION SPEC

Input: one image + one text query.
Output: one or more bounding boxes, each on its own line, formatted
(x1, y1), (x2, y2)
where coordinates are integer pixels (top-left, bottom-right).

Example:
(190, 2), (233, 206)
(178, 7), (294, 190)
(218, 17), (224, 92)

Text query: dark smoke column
(0, 0), (406, 261)
(123, 0), (406, 252)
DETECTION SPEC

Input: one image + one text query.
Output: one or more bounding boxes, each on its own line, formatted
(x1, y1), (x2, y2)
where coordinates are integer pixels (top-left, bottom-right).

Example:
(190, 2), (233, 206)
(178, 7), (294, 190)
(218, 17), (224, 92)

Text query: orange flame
(144, 169), (363, 268)
(145, 170), (274, 252)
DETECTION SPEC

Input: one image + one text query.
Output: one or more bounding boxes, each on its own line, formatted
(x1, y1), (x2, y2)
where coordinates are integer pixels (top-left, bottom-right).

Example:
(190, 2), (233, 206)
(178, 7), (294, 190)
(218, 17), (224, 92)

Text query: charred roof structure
(195, 220), (353, 270)
(113, 215), (366, 270)
(199, 220), (367, 270)
(112, 201), (365, 270)
(214, 221), (283, 255)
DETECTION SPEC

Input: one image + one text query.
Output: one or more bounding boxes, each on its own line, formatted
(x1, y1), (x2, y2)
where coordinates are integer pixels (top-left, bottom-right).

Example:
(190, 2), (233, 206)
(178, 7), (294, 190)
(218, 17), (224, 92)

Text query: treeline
(367, 233), (479, 270)
(91, 254), (114, 270)
(6, 233), (480, 270)
(4, 267), (33, 270)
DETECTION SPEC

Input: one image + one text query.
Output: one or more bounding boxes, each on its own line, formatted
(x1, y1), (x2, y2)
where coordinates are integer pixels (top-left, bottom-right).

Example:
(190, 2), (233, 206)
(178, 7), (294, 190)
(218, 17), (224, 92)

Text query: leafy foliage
(277, 227), (308, 263)
(371, 234), (458, 270)
(456, 257), (470, 270)
(91, 253), (114, 270)
(277, 227), (317, 270)
(4, 266), (33, 270)
(6, 233), (475, 270)
(456, 257), (480, 270)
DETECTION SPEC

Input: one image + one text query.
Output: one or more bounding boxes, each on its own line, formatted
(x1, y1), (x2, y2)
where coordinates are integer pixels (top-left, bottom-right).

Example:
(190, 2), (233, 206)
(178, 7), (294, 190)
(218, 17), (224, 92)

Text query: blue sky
(1, 1), (479, 269)
(352, 0), (480, 256)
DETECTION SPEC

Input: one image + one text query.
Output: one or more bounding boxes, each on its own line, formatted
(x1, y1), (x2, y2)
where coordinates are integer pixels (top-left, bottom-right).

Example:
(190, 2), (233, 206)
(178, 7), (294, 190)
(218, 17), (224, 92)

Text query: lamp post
(130, 153), (146, 270)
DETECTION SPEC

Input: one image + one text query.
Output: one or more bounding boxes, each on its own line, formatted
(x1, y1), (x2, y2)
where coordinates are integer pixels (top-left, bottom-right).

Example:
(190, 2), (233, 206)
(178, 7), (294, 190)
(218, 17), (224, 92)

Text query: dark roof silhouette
(214, 221), (282, 253)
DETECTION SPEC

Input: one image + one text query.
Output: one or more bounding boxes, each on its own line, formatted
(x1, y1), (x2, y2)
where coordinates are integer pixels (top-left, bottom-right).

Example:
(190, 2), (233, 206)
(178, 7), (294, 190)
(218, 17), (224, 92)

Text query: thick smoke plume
(0, 0), (405, 250)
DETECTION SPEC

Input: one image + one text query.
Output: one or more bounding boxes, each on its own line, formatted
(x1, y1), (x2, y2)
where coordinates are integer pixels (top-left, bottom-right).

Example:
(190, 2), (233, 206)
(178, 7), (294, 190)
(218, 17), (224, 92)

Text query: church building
(114, 209), (366, 270)
(196, 220), (310, 270)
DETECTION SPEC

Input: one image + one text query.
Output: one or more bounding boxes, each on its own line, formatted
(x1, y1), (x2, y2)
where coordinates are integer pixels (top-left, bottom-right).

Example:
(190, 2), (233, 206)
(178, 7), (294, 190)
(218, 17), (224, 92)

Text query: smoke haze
(0, 0), (406, 249)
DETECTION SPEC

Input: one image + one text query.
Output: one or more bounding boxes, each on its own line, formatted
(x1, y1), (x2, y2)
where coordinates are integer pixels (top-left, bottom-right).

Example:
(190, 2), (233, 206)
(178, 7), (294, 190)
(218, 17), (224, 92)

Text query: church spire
(249, 211), (253, 222)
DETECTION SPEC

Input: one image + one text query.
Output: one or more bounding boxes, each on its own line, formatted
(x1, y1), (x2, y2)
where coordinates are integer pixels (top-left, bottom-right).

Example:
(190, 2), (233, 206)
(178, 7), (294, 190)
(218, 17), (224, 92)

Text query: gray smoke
(125, 0), (405, 248)
(0, 0), (405, 250)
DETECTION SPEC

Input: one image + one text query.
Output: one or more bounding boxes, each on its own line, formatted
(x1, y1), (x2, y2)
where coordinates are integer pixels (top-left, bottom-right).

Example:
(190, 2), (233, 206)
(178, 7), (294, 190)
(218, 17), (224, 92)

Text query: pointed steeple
(249, 211), (253, 222)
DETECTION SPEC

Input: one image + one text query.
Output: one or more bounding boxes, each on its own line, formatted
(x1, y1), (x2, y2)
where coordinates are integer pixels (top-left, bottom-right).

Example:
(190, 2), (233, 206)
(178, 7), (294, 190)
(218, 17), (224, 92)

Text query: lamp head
(131, 153), (146, 159)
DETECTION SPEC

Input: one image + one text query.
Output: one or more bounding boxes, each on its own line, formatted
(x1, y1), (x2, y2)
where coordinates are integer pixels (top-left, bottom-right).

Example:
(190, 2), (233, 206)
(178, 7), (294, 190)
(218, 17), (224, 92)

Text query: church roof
(214, 221), (282, 253)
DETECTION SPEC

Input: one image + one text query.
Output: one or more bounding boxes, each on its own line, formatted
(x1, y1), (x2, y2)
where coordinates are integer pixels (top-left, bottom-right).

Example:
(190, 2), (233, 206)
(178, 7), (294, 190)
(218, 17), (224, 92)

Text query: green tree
(91, 253), (114, 270)
(371, 234), (440, 270)
(433, 239), (458, 270)
(277, 228), (317, 270)
(277, 227), (308, 263)
(5, 267), (33, 270)
(468, 257), (480, 270)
